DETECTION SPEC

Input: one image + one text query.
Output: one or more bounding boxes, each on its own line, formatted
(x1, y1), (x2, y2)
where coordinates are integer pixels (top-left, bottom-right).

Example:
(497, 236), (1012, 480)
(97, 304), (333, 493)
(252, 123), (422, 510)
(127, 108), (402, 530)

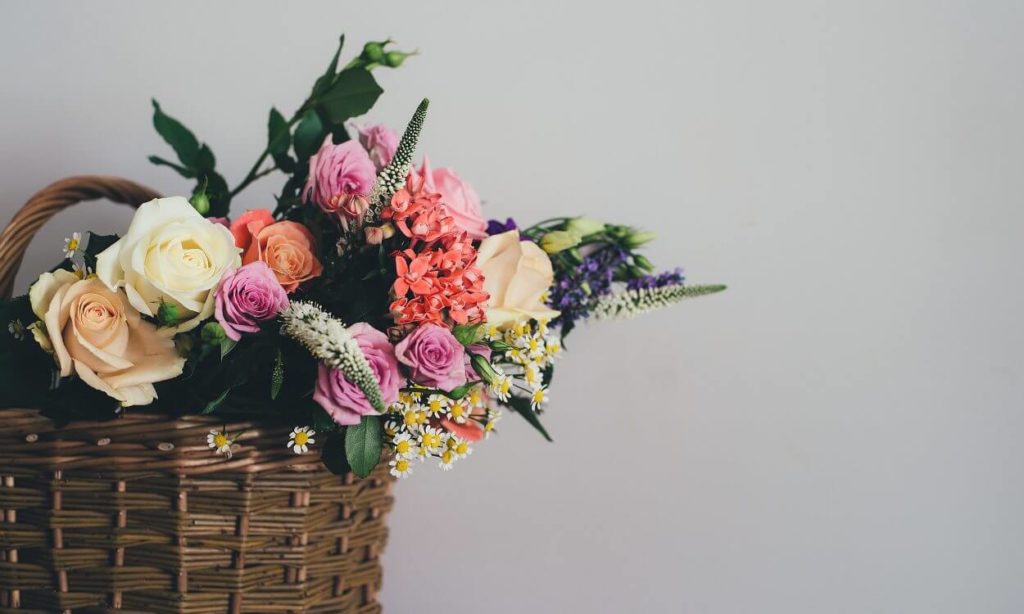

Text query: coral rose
(29, 270), (185, 406)
(241, 221), (323, 293)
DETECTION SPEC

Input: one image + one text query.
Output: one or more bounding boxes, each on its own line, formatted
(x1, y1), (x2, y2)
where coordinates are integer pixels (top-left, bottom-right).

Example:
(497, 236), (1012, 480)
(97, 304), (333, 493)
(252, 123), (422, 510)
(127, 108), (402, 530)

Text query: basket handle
(0, 176), (161, 299)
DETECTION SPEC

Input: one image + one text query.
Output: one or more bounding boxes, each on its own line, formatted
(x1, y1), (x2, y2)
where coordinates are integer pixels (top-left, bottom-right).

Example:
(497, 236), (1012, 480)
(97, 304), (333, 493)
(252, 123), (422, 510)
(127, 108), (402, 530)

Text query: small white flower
(484, 408), (502, 439)
(425, 394), (449, 418)
(417, 426), (444, 455)
(490, 373), (512, 402)
(207, 429), (234, 459)
(447, 399), (470, 424)
(389, 457), (414, 478)
(438, 447), (457, 471)
(62, 232), (84, 260)
(445, 433), (472, 460)
(7, 319), (24, 341)
(530, 386), (549, 411)
(392, 432), (418, 459)
(71, 261), (91, 278)
(287, 426), (316, 454)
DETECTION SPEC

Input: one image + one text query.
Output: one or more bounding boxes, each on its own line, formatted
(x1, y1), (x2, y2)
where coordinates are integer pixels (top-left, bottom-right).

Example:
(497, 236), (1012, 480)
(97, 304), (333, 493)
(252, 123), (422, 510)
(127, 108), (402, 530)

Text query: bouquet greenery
(0, 36), (724, 479)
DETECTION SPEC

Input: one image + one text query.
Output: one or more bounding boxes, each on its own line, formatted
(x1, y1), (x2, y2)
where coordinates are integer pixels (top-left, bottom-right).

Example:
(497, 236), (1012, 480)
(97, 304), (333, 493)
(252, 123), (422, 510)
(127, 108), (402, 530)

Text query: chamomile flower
(402, 407), (427, 431)
(484, 408), (502, 439)
(390, 457), (414, 478)
(447, 399), (470, 423)
(523, 362), (541, 389)
(491, 373), (512, 402)
(525, 334), (545, 359)
(485, 323), (501, 340)
(207, 429), (234, 459)
(71, 261), (91, 279)
(7, 319), (24, 341)
(425, 394), (449, 418)
(545, 337), (562, 360)
(467, 384), (486, 408)
(536, 318), (550, 335)
(418, 426), (444, 455)
(62, 232), (85, 260)
(438, 448), (457, 471)
(287, 426), (315, 454)
(531, 386), (549, 410)
(384, 420), (401, 438)
(445, 434), (472, 460)
(392, 432), (418, 459)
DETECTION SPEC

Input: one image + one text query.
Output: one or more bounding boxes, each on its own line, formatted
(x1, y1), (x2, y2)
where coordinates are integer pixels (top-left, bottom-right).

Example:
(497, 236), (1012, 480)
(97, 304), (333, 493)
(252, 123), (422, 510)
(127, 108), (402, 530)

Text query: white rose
(96, 197), (241, 333)
(29, 270), (185, 406)
(476, 230), (560, 328)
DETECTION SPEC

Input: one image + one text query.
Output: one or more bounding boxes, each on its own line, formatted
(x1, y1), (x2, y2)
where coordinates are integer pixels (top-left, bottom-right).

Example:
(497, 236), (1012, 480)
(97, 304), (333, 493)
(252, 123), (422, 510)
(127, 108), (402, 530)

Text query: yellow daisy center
(395, 459), (410, 473)
(66, 238), (79, 251)
(294, 432), (309, 446)
(395, 440), (411, 455)
(213, 434), (228, 448)
(455, 442), (469, 455)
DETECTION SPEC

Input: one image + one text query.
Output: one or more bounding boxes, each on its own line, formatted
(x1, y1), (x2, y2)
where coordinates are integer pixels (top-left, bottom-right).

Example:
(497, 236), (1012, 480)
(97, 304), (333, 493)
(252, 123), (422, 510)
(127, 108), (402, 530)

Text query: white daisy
(62, 232), (84, 260)
(447, 399), (470, 424)
(71, 261), (91, 278)
(490, 373), (512, 402)
(417, 426), (444, 455)
(530, 386), (549, 411)
(207, 429), (234, 459)
(7, 319), (24, 341)
(484, 407), (502, 439)
(438, 448), (457, 471)
(287, 426), (316, 454)
(392, 432), (418, 459)
(425, 394), (449, 418)
(389, 457), (414, 478)
(446, 434), (472, 460)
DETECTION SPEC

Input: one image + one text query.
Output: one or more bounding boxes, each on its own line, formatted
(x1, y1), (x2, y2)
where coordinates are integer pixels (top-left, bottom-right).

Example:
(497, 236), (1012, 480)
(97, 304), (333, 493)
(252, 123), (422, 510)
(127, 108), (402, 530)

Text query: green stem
(228, 106), (310, 199)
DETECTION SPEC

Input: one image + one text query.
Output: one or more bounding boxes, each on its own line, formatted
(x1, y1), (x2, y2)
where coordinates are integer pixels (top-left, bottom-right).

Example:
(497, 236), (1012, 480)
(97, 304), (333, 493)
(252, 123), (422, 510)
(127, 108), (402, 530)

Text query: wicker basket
(0, 177), (395, 613)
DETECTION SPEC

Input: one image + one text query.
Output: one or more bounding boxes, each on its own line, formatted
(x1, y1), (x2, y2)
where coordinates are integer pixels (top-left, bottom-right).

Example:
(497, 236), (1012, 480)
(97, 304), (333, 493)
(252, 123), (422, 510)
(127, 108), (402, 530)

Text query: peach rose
(29, 270), (185, 406)
(476, 229), (560, 328)
(242, 220), (323, 293)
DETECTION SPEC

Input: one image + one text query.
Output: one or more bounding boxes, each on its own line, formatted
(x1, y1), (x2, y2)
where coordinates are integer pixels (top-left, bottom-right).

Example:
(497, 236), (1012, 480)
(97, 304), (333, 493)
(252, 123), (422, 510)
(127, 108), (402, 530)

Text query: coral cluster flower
(409, 157), (487, 239)
(304, 137), (376, 228)
(214, 261), (289, 341)
(233, 210), (323, 293)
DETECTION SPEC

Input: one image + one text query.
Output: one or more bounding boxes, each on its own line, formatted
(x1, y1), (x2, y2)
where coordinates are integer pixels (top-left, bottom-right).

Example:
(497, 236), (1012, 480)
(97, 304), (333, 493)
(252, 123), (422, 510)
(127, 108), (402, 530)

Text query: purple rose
(214, 262), (289, 341)
(314, 323), (401, 426)
(395, 324), (468, 390)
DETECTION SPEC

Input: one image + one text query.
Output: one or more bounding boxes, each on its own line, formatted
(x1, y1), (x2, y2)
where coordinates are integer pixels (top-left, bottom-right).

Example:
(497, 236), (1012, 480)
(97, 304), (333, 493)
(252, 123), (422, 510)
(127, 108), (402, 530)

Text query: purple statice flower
(486, 218), (518, 235)
(547, 246), (630, 329)
(627, 268), (685, 291)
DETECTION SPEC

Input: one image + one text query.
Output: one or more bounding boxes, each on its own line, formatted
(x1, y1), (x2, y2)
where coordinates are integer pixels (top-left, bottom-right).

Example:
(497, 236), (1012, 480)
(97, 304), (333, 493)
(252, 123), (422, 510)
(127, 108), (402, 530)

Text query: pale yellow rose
(476, 230), (560, 328)
(29, 270), (185, 406)
(96, 197), (241, 333)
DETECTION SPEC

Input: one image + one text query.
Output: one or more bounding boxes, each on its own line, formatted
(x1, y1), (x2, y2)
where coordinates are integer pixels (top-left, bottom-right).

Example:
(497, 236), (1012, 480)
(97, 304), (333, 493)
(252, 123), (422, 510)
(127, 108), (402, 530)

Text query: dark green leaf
(312, 407), (339, 433)
(202, 387), (232, 414)
(293, 109), (326, 160)
(321, 433), (352, 475)
(447, 382), (475, 400)
(268, 107), (293, 171)
(505, 396), (553, 442)
(541, 364), (555, 388)
(452, 323), (483, 346)
(317, 69), (383, 125)
(219, 337), (237, 360)
(152, 100), (201, 168)
(344, 415), (383, 477)
(311, 35), (345, 98)
(195, 144), (216, 172)
(270, 350), (284, 400)
(148, 155), (195, 178)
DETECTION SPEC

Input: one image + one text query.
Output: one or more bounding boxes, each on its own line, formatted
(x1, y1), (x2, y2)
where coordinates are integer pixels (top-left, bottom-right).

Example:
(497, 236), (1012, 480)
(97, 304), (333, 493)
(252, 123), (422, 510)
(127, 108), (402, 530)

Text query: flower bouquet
(0, 35), (724, 612)
(0, 36), (723, 480)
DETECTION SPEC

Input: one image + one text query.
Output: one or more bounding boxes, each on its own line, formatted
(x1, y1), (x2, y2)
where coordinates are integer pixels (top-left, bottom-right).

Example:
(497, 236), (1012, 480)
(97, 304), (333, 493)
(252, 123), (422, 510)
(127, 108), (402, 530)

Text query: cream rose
(476, 230), (560, 328)
(29, 270), (185, 406)
(96, 197), (241, 332)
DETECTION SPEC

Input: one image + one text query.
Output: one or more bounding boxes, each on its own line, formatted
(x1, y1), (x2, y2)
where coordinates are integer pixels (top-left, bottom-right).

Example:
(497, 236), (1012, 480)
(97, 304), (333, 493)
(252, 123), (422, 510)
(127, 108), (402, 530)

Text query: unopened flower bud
(361, 41), (388, 64)
(190, 191), (210, 216)
(384, 50), (416, 68)
(564, 217), (604, 237)
(623, 229), (657, 249)
(540, 230), (581, 254)
(633, 254), (655, 272)
(201, 322), (227, 344)
(470, 353), (500, 384)
(157, 302), (183, 326)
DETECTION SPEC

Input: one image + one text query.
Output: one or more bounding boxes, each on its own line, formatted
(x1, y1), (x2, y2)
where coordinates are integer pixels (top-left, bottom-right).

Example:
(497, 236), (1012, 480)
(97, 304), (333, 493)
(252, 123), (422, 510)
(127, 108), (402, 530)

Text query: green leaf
(148, 155), (195, 178)
(202, 386), (232, 414)
(312, 35), (345, 98)
(447, 382), (475, 400)
(317, 68), (383, 125)
(452, 323), (483, 346)
(344, 415), (383, 477)
(270, 350), (284, 400)
(505, 396), (553, 442)
(267, 108), (294, 171)
(312, 407), (339, 433)
(152, 100), (201, 168)
(219, 337), (237, 360)
(293, 109), (326, 160)
(321, 433), (352, 476)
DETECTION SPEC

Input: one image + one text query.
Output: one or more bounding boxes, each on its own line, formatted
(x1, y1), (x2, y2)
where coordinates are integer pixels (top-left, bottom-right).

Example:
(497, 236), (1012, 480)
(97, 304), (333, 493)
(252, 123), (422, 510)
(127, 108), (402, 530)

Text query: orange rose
(242, 220), (323, 293)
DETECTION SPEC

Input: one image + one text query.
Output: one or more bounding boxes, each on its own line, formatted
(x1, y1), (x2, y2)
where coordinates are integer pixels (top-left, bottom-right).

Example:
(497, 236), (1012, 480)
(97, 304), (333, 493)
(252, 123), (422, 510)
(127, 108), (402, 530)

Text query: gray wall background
(1, 1), (1021, 612)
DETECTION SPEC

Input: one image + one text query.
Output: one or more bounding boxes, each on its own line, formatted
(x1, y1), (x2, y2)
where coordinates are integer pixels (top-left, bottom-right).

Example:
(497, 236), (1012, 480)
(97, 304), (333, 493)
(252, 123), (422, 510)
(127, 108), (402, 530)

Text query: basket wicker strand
(0, 177), (394, 613)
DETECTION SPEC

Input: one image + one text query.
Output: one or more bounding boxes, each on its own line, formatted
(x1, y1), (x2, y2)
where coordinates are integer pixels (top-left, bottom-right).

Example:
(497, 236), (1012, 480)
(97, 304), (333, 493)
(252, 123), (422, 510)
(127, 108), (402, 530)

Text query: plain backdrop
(1, 1), (1022, 612)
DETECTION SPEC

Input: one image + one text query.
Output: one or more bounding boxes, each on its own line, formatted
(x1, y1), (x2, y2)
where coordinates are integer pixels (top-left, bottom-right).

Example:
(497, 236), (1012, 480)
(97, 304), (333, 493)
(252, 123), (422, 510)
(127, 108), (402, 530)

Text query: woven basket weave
(0, 177), (394, 613)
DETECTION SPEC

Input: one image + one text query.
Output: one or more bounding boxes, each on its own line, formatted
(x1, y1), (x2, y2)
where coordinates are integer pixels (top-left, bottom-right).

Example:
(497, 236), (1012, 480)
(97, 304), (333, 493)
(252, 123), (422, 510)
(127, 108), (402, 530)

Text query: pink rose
(394, 324), (467, 390)
(353, 123), (399, 170)
(410, 156), (487, 240)
(303, 137), (376, 223)
(214, 262), (289, 341)
(314, 323), (401, 426)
